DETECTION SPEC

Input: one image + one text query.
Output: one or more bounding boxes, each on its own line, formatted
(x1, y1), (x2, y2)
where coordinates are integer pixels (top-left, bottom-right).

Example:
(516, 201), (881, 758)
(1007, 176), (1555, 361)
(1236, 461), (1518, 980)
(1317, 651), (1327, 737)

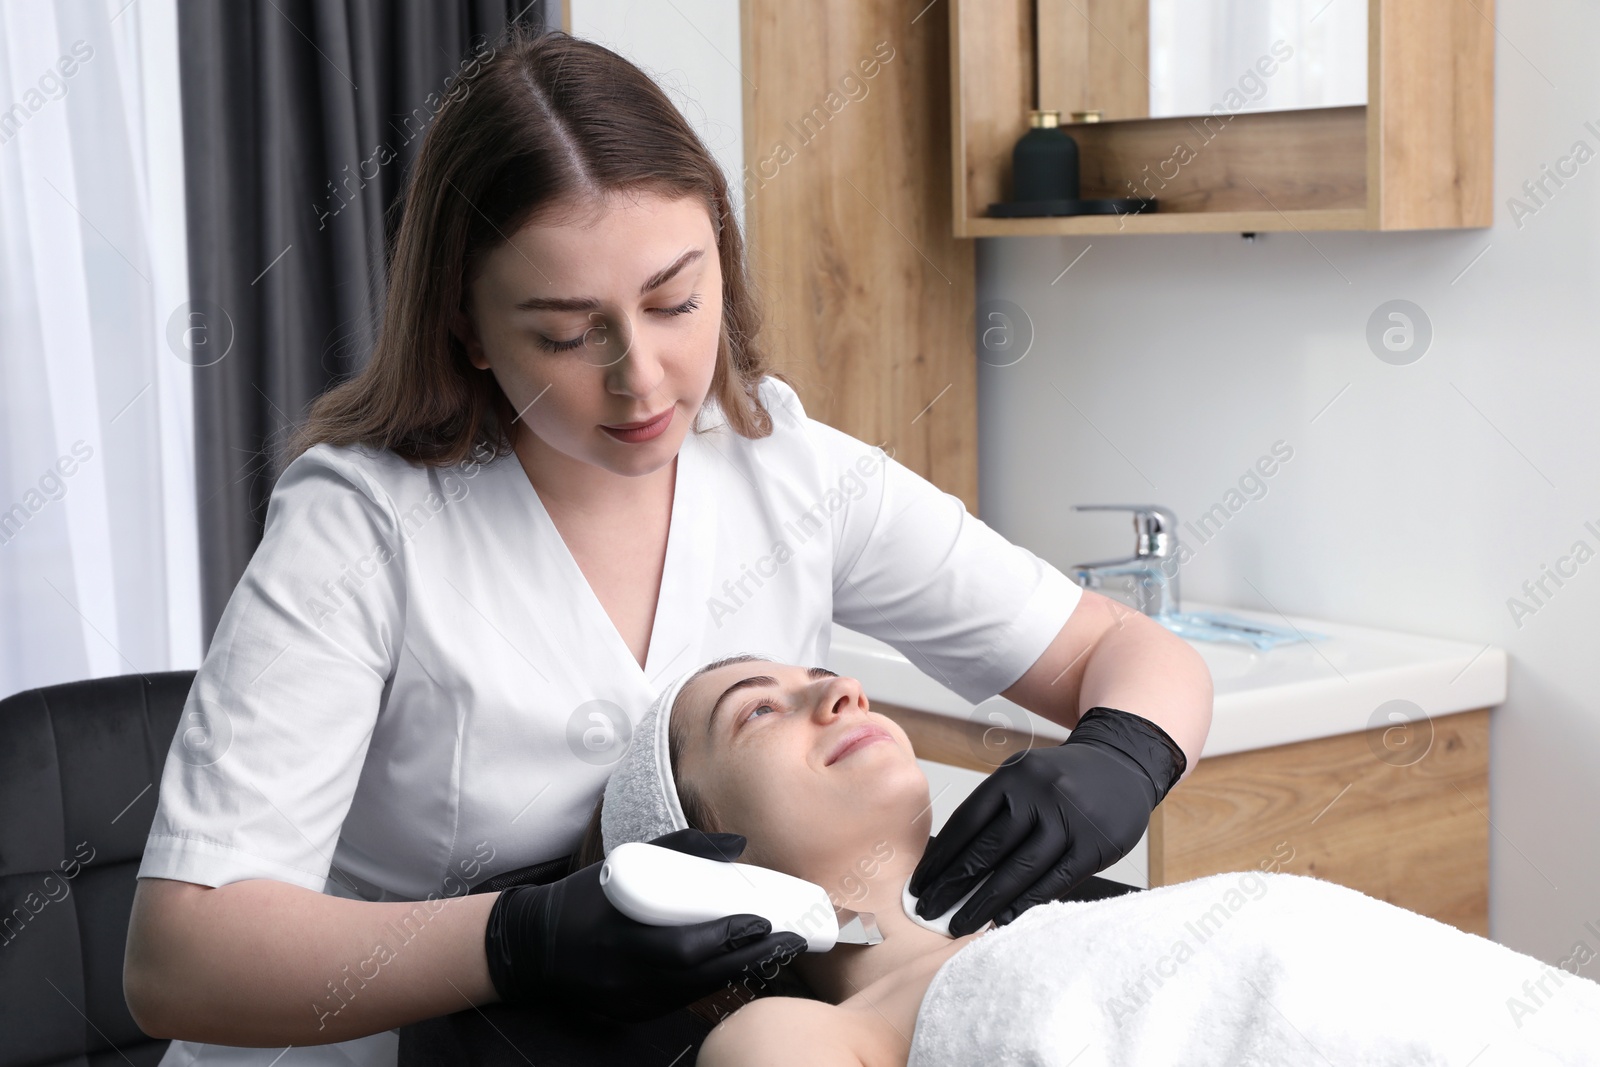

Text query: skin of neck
(782, 831), (976, 1005)
(513, 420), (676, 515)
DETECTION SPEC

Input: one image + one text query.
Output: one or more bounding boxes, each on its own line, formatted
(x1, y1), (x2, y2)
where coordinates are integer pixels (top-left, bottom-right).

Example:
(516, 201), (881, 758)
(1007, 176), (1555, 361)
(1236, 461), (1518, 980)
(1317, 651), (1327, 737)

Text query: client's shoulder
(697, 995), (868, 1067)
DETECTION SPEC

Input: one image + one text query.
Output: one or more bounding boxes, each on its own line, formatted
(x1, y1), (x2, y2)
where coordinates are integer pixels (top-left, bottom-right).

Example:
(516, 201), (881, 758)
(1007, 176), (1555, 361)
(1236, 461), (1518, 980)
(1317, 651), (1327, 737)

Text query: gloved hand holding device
(909, 706), (1188, 937)
(482, 827), (808, 1022)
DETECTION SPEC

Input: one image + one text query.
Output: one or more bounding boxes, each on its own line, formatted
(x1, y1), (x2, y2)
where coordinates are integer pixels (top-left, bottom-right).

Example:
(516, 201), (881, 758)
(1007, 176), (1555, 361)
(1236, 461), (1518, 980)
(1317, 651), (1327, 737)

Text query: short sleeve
(137, 445), (405, 892)
(803, 414), (1082, 705)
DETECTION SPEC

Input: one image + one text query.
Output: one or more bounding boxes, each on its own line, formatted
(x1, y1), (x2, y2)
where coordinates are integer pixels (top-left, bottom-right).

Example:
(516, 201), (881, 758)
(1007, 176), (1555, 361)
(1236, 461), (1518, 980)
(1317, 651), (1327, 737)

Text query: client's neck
(788, 840), (974, 1004)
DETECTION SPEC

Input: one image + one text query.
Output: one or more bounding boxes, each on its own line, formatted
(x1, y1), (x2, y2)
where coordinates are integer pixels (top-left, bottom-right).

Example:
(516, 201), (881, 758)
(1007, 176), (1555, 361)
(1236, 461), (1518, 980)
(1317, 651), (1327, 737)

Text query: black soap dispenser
(1012, 109), (1079, 202)
(989, 109), (1159, 218)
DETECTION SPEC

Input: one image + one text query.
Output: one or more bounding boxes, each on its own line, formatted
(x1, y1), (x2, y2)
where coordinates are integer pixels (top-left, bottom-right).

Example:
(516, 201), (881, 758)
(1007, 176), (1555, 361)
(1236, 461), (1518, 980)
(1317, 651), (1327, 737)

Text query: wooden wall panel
(742, 1), (978, 513)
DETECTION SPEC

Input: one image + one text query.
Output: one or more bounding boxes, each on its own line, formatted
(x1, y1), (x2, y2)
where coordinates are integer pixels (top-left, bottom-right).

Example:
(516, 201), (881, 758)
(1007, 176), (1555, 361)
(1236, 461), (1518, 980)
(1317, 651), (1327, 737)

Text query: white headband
(599, 667), (698, 856)
(600, 654), (779, 855)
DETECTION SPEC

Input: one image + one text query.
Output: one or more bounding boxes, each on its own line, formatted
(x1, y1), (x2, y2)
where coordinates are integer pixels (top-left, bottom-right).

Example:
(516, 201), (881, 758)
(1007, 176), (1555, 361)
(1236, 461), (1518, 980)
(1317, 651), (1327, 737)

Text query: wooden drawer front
(1151, 709), (1490, 936)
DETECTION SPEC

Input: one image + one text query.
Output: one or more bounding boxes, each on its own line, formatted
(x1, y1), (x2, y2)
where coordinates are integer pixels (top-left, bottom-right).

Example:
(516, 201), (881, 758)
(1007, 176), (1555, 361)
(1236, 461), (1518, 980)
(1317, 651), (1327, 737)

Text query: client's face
(672, 661), (932, 879)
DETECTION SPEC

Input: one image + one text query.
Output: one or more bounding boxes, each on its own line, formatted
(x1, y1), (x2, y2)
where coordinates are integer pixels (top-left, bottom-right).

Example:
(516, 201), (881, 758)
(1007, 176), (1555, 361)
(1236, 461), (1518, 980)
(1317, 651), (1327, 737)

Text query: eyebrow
(705, 667), (839, 737)
(513, 248), (705, 313)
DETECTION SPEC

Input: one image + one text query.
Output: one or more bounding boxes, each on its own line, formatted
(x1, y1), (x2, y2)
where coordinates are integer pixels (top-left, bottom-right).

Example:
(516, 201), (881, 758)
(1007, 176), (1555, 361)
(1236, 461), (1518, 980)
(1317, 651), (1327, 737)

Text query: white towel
(906, 871), (1600, 1066)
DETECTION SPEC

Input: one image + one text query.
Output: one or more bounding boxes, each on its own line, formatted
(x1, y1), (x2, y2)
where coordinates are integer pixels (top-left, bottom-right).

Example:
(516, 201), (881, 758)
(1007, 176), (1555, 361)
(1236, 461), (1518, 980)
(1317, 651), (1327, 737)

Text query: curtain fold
(176, 0), (554, 645)
(1, 0), (199, 700)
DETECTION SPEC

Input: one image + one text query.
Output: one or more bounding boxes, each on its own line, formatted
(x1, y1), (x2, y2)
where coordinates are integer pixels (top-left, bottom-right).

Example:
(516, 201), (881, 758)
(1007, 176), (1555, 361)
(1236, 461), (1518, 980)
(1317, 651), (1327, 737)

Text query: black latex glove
(483, 827), (808, 1022)
(909, 706), (1187, 937)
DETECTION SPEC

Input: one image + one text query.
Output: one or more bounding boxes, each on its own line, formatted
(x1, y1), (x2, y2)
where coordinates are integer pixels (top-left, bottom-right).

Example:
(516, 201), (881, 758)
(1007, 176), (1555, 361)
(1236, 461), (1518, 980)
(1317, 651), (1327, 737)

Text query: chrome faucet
(1070, 504), (1181, 617)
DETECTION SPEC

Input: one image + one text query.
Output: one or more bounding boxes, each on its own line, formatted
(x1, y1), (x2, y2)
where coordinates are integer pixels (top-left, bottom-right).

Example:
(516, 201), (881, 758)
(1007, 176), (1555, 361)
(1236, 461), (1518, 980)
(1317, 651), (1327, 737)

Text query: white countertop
(824, 601), (1507, 758)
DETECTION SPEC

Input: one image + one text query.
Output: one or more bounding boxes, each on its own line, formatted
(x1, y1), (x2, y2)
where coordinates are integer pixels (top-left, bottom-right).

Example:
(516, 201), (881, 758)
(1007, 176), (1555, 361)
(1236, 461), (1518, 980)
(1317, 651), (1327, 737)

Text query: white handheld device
(599, 841), (882, 953)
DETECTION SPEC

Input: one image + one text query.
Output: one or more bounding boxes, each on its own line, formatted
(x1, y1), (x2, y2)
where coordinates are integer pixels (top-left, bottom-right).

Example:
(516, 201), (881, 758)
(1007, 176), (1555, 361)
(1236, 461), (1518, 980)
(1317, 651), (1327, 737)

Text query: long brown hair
(286, 25), (779, 467)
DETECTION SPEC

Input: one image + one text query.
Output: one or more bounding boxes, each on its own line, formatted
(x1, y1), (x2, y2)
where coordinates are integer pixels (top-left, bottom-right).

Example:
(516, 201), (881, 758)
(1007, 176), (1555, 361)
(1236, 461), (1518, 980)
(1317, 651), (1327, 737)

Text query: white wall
(978, 6), (1600, 965)
(569, 1), (745, 231)
(573, 0), (1600, 966)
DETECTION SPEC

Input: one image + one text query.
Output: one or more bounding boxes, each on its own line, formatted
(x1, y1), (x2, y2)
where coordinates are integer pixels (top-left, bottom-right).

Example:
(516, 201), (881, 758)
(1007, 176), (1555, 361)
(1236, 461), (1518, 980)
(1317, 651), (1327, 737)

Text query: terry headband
(600, 653), (783, 856)
(599, 668), (697, 856)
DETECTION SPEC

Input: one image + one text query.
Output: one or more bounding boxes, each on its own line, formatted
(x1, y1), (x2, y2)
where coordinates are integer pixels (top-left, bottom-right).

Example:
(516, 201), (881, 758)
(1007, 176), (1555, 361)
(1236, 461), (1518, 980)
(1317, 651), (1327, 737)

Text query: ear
(452, 308), (488, 369)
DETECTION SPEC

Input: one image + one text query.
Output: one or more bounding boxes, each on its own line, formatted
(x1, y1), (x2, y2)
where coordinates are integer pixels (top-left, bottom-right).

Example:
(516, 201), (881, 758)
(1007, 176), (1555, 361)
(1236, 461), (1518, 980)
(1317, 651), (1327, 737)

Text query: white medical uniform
(137, 375), (1082, 1065)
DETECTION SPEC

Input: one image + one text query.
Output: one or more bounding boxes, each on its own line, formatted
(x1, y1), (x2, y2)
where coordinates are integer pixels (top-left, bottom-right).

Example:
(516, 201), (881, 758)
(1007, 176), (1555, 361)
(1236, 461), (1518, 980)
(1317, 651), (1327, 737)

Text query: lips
(604, 409), (672, 431)
(825, 723), (894, 766)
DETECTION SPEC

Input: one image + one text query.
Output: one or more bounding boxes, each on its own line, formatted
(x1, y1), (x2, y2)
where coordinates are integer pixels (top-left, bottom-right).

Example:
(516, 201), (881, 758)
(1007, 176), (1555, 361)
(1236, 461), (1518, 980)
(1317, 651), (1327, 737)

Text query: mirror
(1148, 0), (1367, 119)
(1035, 0), (1367, 124)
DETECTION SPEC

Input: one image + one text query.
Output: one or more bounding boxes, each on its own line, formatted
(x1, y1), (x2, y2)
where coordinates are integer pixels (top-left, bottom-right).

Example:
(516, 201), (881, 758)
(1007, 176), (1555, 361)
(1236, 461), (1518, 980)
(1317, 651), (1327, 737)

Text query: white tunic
(138, 375), (1081, 1065)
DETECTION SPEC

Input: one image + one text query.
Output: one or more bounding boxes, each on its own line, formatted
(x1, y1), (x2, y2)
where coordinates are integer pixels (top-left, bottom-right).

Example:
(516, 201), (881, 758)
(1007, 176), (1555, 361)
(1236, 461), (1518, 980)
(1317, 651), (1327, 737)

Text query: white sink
(826, 600), (1506, 758)
(1186, 639), (1263, 682)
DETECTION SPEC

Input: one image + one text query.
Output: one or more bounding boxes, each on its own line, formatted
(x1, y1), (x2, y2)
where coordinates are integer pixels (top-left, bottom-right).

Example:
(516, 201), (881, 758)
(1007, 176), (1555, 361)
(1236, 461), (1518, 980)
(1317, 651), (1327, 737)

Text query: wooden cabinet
(1150, 708), (1490, 935)
(878, 701), (1491, 935)
(950, 0), (1496, 236)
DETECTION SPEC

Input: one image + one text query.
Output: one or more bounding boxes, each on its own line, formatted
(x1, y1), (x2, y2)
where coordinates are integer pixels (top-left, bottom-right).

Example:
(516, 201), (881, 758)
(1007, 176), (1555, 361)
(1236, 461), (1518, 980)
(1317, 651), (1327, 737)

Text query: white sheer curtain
(0, 0), (200, 699)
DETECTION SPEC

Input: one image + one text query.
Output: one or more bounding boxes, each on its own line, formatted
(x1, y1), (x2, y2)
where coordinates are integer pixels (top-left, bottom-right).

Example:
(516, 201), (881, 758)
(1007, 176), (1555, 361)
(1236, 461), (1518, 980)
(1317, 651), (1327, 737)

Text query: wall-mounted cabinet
(950, 0), (1495, 236)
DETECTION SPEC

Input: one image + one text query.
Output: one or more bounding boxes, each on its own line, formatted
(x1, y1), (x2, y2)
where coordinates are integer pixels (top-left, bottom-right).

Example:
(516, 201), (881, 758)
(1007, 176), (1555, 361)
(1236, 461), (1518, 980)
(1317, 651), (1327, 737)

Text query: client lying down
(587, 654), (1600, 1066)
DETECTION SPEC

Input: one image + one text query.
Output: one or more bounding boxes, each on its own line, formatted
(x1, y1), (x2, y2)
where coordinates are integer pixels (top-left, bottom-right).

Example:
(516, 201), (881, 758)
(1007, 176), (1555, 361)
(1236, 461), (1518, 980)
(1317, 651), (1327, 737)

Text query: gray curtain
(176, 0), (555, 646)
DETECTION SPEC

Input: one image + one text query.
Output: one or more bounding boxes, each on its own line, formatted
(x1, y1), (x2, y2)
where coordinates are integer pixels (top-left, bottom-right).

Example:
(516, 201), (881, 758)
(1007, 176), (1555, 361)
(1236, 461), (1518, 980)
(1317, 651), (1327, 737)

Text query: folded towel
(907, 871), (1600, 1066)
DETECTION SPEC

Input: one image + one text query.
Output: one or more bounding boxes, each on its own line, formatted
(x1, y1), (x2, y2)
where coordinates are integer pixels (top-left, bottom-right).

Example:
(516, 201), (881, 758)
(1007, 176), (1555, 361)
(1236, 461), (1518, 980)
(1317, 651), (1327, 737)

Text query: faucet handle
(1072, 504), (1179, 557)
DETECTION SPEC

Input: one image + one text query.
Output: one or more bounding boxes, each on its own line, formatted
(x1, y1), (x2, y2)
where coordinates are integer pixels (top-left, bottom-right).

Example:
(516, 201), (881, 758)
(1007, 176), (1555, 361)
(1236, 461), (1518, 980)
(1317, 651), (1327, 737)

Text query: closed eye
(655, 293), (701, 318)
(537, 333), (587, 353)
(535, 312), (602, 353)
(535, 294), (700, 353)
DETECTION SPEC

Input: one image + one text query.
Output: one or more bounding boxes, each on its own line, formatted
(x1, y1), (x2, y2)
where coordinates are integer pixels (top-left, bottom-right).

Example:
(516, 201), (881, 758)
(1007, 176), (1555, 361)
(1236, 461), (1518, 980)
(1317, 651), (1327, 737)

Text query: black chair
(0, 668), (735, 1067)
(0, 670), (195, 1067)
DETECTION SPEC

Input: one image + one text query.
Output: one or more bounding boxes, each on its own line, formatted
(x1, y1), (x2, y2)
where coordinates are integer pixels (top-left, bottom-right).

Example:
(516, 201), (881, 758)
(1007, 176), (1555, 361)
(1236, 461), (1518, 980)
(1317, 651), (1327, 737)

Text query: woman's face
(457, 190), (724, 478)
(672, 661), (933, 879)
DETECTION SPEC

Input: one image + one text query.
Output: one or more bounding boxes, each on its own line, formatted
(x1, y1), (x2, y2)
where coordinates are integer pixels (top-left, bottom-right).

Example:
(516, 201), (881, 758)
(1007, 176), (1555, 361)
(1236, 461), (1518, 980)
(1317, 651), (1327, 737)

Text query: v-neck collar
(505, 429), (716, 691)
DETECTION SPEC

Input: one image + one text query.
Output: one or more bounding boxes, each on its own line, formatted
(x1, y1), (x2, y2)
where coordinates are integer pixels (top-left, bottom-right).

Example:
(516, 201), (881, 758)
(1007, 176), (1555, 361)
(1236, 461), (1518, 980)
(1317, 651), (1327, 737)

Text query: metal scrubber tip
(834, 908), (884, 946)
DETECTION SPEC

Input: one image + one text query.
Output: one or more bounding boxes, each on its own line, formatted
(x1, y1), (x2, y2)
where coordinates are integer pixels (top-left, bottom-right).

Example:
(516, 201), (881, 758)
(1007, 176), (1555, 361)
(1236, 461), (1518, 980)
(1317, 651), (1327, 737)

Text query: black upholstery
(0, 671), (195, 1067)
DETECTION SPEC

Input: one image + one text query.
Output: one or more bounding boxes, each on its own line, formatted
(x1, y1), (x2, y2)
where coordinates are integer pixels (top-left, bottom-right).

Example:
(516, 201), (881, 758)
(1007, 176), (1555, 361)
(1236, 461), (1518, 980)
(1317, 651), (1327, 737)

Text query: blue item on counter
(1156, 610), (1326, 651)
